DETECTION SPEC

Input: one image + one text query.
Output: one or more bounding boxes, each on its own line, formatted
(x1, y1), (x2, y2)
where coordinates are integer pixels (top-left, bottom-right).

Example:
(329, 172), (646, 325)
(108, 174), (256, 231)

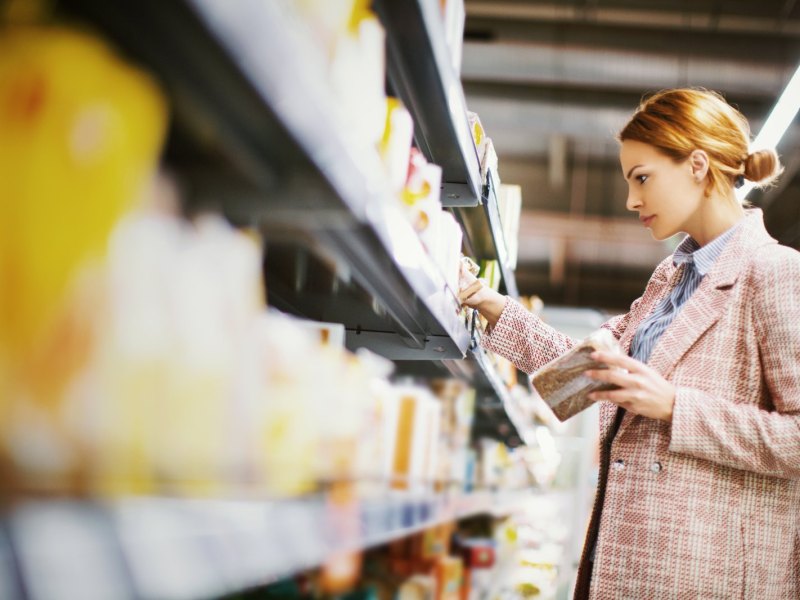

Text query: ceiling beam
(461, 41), (794, 104)
(463, 80), (771, 117)
(465, 2), (800, 38)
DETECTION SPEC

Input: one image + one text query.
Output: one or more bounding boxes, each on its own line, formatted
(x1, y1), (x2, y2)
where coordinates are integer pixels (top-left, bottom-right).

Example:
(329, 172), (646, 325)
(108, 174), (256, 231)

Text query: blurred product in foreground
(0, 22), (168, 494)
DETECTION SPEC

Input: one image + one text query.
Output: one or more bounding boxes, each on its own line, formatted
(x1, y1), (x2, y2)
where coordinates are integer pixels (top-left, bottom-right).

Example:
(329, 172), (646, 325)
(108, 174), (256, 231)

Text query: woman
(459, 88), (800, 599)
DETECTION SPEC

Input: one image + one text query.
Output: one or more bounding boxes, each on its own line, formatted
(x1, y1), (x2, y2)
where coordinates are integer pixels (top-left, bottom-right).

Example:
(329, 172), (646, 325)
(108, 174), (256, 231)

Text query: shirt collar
(673, 221), (741, 276)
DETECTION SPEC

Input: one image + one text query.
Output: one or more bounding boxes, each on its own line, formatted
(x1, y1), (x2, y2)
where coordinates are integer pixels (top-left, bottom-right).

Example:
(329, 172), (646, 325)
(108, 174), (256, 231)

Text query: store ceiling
(462, 0), (800, 311)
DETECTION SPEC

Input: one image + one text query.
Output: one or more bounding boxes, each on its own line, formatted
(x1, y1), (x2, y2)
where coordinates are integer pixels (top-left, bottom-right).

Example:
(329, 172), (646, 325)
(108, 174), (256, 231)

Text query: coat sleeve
(481, 257), (672, 374)
(481, 297), (578, 374)
(669, 247), (800, 479)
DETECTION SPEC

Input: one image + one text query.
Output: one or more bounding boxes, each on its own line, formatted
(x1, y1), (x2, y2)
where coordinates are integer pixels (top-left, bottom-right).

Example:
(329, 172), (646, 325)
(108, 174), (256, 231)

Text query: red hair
(619, 88), (781, 199)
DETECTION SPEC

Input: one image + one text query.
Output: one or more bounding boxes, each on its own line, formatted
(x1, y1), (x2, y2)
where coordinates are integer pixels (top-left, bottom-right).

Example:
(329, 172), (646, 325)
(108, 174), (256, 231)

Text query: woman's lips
(640, 215), (655, 227)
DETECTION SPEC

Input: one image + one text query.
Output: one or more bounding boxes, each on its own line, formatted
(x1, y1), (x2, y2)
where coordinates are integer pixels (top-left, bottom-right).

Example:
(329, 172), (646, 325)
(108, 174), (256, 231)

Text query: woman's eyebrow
(626, 164), (643, 180)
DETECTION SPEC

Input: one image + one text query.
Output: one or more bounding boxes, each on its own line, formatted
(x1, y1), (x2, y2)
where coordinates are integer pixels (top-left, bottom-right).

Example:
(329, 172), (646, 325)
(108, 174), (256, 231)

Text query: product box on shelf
(477, 260), (500, 292)
(433, 555), (464, 600)
(387, 386), (442, 492)
(429, 380), (474, 491)
(405, 149), (444, 236)
(441, 0), (466, 74)
(328, 4), (387, 148)
(381, 98), (415, 193)
(498, 184), (522, 270)
(0, 23), (168, 497)
(466, 111), (499, 184)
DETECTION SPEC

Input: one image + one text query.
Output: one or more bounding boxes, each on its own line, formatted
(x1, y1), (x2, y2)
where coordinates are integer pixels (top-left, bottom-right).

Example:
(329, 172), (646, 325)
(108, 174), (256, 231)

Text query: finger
(590, 350), (645, 373)
(460, 279), (490, 303)
(584, 368), (640, 389)
(458, 280), (483, 302)
(587, 388), (637, 408)
(459, 290), (481, 306)
(460, 262), (478, 280)
(461, 289), (488, 308)
(458, 266), (477, 287)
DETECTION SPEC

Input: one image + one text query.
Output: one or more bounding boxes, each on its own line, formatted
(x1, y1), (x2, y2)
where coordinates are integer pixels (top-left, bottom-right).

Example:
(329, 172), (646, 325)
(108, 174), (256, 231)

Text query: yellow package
(0, 26), (167, 402)
(0, 25), (167, 491)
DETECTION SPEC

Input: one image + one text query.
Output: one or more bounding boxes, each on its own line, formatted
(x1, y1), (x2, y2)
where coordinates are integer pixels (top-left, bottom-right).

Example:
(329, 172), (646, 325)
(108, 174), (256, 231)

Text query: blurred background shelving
(1, 0), (569, 598)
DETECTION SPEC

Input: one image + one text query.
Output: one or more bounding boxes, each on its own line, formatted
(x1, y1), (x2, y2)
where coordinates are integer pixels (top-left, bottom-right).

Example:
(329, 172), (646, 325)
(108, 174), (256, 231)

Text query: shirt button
(612, 459), (625, 471)
(650, 461), (663, 473)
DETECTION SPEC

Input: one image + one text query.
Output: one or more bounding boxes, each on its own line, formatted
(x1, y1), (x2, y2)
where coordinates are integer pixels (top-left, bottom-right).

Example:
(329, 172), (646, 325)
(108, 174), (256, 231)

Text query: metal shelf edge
(471, 344), (534, 446)
(485, 169), (519, 299)
(375, 0), (482, 208)
(5, 492), (509, 597)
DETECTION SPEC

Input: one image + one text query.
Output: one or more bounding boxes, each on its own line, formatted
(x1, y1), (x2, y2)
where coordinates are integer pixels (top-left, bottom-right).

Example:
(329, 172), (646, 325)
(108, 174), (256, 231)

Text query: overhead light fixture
(737, 63), (800, 200)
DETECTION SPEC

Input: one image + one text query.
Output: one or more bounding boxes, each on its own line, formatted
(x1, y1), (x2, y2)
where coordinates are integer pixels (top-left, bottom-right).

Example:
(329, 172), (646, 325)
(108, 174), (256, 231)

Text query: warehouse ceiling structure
(461, 0), (800, 311)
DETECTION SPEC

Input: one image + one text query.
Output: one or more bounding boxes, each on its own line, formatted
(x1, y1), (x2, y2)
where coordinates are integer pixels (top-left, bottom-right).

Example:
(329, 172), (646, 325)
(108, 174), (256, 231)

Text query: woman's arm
(480, 296), (578, 375)
(457, 257), (673, 375)
(458, 263), (577, 373)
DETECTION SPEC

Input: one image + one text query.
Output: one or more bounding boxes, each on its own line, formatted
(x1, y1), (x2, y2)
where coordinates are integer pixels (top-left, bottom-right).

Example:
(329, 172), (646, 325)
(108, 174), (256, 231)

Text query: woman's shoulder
(750, 241), (800, 267)
(746, 241), (800, 287)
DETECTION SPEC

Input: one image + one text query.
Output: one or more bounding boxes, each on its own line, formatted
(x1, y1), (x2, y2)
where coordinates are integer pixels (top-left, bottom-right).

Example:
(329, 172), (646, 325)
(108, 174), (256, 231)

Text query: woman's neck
(687, 192), (746, 246)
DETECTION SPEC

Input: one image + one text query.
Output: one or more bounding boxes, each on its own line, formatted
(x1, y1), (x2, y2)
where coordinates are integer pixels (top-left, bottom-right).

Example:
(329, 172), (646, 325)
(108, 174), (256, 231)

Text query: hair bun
(744, 149), (782, 185)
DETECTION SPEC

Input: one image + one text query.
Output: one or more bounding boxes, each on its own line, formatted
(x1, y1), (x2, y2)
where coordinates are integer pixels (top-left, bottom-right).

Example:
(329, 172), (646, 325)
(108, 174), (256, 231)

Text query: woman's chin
(650, 226), (676, 242)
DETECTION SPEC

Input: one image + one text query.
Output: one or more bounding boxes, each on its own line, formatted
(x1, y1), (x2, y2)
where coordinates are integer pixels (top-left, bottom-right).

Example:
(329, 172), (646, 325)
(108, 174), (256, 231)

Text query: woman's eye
(636, 174), (648, 184)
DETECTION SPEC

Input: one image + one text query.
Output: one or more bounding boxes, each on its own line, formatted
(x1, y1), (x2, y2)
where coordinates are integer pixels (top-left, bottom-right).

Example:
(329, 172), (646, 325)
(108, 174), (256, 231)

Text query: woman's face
(619, 139), (703, 241)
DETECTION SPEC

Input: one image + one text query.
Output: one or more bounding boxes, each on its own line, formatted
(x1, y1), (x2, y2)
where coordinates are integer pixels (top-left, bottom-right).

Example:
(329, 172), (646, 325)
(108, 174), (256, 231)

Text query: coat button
(650, 461), (663, 473)
(612, 459), (625, 471)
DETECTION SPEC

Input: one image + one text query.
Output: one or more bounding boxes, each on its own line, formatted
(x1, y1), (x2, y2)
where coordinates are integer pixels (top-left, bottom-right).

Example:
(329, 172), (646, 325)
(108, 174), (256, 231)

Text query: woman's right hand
(458, 277), (493, 308)
(457, 262), (507, 329)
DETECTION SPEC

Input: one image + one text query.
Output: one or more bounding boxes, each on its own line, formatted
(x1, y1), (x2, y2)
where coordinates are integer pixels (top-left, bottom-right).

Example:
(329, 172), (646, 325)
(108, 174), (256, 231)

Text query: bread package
(531, 329), (622, 422)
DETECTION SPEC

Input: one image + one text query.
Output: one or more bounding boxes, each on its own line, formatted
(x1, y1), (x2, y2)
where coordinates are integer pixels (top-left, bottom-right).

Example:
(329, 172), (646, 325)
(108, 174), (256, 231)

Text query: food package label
(531, 329), (622, 421)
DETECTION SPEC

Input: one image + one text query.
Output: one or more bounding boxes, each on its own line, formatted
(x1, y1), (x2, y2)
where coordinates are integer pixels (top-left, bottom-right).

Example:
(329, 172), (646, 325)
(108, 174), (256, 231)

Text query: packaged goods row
(0, 165), (547, 498)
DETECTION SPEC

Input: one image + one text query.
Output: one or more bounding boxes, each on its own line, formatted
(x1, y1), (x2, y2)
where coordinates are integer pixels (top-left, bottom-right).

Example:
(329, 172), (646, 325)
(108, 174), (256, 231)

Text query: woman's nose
(626, 191), (641, 212)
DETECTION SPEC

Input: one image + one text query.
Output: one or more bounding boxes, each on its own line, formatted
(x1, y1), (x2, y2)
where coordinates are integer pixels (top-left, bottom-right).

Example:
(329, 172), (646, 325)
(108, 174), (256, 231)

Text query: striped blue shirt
(629, 223), (740, 363)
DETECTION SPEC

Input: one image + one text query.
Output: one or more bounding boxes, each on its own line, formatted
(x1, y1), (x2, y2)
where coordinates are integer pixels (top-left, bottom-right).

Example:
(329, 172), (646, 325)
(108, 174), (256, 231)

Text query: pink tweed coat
(483, 209), (800, 599)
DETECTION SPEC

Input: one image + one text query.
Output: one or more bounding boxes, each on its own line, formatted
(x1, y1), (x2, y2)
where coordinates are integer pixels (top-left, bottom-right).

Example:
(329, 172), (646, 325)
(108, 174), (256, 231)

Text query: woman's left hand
(585, 351), (676, 423)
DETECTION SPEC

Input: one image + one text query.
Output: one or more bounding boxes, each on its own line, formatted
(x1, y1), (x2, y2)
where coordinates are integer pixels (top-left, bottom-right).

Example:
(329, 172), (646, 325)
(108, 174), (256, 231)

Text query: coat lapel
(645, 276), (733, 378)
(647, 209), (774, 378)
(615, 209), (775, 439)
(604, 260), (680, 441)
(620, 269), (676, 354)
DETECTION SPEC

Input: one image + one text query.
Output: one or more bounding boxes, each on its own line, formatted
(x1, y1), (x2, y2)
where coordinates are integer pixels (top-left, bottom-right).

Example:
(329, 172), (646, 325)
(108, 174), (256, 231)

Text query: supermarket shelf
(394, 317), (534, 446)
(467, 311), (533, 446)
(374, 0), (482, 207)
(485, 169), (520, 299)
(181, 0), (468, 358)
(59, 0), (469, 360)
(371, 0), (518, 293)
(2, 491), (515, 599)
(456, 169), (519, 298)
(470, 344), (535, 448)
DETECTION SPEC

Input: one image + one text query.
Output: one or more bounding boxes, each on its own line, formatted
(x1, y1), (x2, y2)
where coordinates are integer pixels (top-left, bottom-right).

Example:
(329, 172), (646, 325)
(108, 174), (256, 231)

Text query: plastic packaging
(531, 329), (622, 421)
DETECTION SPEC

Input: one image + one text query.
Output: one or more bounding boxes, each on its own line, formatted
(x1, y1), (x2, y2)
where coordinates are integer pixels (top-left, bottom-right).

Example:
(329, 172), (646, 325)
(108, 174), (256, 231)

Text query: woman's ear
(689, 149), (710, 182)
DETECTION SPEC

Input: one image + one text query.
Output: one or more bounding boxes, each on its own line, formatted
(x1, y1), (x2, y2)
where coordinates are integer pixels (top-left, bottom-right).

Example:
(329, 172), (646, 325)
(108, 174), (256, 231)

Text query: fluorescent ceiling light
(737, 63), (800, 201)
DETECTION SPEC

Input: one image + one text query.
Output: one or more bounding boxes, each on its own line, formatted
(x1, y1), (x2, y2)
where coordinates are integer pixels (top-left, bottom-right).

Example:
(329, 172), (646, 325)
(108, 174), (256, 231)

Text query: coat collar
(672, 222), (740, 276)
(614, 208), (776, 439)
